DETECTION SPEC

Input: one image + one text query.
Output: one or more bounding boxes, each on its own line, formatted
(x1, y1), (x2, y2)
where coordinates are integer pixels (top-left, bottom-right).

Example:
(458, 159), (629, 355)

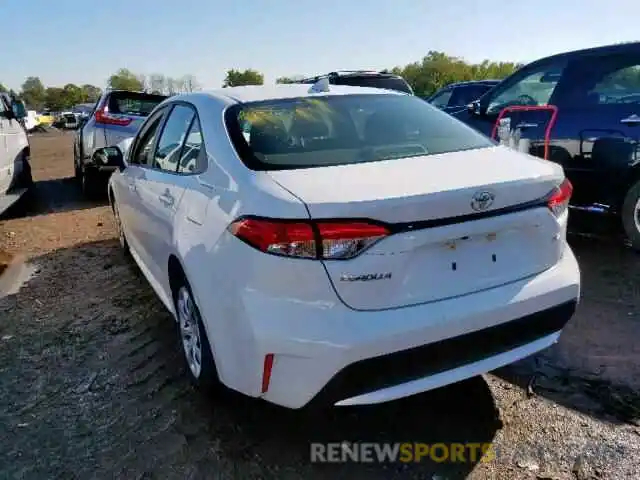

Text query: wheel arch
(168, 254), (185, 306)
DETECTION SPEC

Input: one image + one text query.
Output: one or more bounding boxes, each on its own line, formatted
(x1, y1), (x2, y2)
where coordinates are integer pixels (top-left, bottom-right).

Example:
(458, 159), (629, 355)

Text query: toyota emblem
(471, 191), (495, 212)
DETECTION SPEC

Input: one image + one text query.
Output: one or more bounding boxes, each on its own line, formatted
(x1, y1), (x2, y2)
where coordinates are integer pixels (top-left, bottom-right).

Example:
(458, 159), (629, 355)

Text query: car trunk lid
(267, 146), (566, 311)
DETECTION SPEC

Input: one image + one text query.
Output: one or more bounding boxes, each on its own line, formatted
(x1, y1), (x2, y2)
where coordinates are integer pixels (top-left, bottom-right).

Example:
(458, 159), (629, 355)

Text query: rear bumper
(203, 245), (580, 409)
(314, 300), (575, 407)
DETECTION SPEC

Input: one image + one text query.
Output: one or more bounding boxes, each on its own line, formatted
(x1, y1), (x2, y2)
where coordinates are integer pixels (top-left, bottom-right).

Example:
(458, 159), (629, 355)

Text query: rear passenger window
(590, 65), (640, 105)
(177, 117), (206, 174)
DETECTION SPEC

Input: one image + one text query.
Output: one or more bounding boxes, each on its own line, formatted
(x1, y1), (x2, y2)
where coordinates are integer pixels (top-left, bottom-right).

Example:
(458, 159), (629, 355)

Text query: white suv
(102, 82), (581, 409)
(0, 94), (31, 215)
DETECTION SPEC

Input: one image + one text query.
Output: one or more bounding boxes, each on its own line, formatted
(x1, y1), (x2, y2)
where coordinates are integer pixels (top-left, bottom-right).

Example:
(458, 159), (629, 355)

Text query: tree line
(1, 51), (525, 112)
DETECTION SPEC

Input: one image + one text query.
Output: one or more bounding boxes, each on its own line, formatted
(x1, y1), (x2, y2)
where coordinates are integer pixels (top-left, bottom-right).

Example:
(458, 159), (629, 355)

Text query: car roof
(299, 70), (406, 82)
(527, 41), (640, 66)
(198, 84), (405, 104)
(447, 80), (501, 88)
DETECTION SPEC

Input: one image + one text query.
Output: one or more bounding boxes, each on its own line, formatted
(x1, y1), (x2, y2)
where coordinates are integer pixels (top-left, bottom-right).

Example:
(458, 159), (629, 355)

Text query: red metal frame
(490, 105), (559, 160)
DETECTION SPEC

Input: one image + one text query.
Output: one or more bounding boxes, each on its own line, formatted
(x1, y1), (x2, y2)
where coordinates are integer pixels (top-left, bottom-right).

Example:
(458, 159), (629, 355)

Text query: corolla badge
(340, 272), (392, 282)
(470, 191), (495, 212)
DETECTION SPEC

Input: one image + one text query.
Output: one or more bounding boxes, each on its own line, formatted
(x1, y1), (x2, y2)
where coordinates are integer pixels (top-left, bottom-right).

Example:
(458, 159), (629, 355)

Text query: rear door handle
(620, 114), (640, 125)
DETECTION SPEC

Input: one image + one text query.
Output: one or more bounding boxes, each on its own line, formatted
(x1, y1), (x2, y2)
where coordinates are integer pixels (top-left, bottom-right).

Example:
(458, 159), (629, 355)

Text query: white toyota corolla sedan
(102, 80), (580, 409)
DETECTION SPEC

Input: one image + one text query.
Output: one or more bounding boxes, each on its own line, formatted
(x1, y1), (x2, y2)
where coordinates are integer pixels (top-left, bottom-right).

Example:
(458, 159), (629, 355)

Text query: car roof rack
(295, 70), (399, 84)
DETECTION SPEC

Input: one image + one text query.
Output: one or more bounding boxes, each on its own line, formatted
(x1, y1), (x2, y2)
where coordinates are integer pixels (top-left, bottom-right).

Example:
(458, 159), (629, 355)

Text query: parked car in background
(72, 103), (95, 119)
(427, 80), (500, 113)
(97, 82), (580, 409)
(36, 111), (55, 126)
(24, 110), (39, 131)
(453, 42), (640, 250)
(73, 89), (166, 197)
(54, 112), (80, 130)
(293, 70), (414, 94)
(0, 93), (32, 215)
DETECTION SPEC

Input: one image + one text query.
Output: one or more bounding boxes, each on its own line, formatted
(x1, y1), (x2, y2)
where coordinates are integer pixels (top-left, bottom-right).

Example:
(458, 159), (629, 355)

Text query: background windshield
(226, 94), (493, 170)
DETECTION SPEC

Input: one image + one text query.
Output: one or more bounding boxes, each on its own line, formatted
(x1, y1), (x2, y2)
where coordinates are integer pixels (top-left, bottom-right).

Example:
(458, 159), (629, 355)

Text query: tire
(81, 167), (100, 199)
(621, 180), (640, 251)
(172, 275), (220, 392)
(74, 147), (82, 183)
(18, 155), (33, 189)
(112, 200), (130, 255)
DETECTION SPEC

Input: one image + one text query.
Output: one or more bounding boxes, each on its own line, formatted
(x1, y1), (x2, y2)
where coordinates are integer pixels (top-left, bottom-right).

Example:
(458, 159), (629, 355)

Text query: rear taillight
(95, 108), (132, 126)
(228, 217), (390, 260)
(547, 178), (573, 217)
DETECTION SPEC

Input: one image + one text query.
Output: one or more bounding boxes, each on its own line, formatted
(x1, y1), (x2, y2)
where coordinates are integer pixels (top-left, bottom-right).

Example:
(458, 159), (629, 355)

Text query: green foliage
(275, 76), (297, 84)
(42, 84), (103, 111)
(108, 68), (144, 91)
(0, 83), (7, 93)
(81, 84), (102, 103)
(21, 77), (47, 111)
(44, 87), (66, 111)
(223, 69), (264, 87)
(14, 51), (524, 112)
(391, 51), (522, 97)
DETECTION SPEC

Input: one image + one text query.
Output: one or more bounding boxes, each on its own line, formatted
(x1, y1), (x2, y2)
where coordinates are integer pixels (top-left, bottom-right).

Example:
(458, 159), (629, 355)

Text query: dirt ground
(1, 132), (640, 479)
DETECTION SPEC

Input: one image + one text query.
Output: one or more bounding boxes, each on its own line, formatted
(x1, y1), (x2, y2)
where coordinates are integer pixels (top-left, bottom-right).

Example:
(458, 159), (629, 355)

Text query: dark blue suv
(453, 42), (640, 250)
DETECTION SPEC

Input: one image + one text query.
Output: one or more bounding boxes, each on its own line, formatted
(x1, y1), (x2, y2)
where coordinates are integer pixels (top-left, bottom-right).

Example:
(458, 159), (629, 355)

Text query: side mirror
(12, 100), (27, 119)
(467, 101), (481, 115)
(93, 146), (126, 172)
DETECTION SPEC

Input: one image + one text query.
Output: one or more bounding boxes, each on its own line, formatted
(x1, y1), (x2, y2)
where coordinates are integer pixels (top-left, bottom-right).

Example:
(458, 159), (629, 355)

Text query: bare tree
(149, 74), (166, 94)
(182, 75), (200, 92)
(136, 74), (149, 92)
(165, 77), (177, 95)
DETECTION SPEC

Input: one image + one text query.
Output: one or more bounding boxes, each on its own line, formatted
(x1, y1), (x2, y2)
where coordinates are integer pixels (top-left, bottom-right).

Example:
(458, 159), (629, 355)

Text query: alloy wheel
(177, 286), (202, 379)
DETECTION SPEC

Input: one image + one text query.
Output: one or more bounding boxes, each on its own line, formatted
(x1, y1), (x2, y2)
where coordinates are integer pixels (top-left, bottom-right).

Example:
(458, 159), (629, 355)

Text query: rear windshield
(107, 92), (166, 117)
(335, 75), (414, 94)
(225, 93), (493, 171)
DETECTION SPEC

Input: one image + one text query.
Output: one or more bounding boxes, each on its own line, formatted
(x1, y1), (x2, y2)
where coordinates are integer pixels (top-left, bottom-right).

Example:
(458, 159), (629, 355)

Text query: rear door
(100, 91), (166, 147)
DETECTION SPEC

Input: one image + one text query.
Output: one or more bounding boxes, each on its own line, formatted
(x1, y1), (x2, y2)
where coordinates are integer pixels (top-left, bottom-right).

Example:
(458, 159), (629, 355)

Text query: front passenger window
(131, 114), (163, 165)
(486, 61), (567, 115)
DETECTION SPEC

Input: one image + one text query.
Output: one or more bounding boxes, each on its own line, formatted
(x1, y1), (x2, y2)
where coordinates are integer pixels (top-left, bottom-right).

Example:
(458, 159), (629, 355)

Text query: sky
(4, 0), (639, 91)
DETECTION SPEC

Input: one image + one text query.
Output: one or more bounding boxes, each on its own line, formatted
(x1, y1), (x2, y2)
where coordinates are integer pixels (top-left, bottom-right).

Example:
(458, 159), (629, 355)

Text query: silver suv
(73, 89), (166, 197)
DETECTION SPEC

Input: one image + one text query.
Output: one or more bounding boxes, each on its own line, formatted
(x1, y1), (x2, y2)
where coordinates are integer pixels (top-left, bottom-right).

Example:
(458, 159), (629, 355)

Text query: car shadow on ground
(494, 233), (640, 429)
(0, 176), (108, 221)
(1, 239), (501, 479)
